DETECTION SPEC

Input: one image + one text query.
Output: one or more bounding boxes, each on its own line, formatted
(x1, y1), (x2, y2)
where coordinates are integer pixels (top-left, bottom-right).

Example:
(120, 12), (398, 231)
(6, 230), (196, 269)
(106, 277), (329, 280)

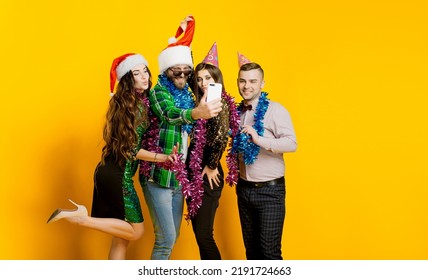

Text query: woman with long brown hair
(47, 53), (178, 259)
(185, 43), (239, 259)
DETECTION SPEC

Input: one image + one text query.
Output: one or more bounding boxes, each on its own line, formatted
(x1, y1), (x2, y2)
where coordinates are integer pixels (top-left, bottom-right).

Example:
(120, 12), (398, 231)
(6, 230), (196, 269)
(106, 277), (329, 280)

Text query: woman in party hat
(47, 53), (178, 260)
(185, 42), (239, 259)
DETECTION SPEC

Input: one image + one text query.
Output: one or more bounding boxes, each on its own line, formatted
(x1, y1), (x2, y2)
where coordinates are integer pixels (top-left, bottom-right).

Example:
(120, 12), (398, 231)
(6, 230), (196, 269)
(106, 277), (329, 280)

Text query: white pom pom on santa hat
(168, 37), (177, 44)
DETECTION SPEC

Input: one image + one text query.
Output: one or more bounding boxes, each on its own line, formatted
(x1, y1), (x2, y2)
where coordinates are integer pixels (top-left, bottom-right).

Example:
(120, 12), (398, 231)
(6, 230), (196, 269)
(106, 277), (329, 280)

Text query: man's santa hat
(158, 16), (195, 73)
(202, 42), (219, 67)
(110, 53), (148, 95)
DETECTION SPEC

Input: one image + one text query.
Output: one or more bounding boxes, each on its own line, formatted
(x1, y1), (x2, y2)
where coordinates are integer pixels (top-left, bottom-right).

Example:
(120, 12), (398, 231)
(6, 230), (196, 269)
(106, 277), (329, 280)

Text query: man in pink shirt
(233, 59), (297, 259)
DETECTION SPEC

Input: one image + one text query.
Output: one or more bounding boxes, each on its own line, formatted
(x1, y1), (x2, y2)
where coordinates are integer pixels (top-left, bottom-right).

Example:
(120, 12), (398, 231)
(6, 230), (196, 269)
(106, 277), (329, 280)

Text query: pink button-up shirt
(239, 98), (297, 182)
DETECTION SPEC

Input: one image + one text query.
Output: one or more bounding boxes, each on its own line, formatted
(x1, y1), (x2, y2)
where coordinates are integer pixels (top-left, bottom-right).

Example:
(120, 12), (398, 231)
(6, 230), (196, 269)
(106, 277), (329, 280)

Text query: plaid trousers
(236, 177), (286, 260)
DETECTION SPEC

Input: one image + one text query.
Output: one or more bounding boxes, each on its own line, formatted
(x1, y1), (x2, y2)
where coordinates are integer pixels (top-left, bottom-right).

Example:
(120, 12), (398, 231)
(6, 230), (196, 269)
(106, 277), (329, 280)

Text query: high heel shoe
(47, 199), (88, 224)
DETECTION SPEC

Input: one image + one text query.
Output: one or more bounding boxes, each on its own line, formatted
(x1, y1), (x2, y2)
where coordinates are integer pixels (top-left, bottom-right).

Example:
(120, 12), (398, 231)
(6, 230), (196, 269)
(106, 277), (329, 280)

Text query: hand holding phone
(206, 83), (222, 102)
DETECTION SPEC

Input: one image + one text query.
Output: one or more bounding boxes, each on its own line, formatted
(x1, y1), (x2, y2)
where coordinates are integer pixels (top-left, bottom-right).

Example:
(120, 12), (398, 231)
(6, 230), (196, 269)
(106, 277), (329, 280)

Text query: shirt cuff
(183, 109), (194, 123)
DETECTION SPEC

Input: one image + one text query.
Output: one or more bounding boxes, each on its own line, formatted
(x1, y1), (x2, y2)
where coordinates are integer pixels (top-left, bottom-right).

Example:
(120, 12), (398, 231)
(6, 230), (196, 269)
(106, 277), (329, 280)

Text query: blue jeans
(142, 181), (184, 260)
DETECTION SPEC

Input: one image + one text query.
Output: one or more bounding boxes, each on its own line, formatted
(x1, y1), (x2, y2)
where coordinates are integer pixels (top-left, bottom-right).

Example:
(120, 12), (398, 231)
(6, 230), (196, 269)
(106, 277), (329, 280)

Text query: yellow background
(1, 0), (427, 259)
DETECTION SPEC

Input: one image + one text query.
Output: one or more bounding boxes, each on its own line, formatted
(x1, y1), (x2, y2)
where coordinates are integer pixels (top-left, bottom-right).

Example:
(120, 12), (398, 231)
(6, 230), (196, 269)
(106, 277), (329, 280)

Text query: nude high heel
(47, 199), (88, 224)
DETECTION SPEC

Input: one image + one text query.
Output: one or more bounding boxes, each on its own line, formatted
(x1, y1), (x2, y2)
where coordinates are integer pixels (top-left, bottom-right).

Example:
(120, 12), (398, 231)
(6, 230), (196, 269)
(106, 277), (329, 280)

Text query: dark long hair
(193, 63), (225, 104)
(101, 68), (152, 167)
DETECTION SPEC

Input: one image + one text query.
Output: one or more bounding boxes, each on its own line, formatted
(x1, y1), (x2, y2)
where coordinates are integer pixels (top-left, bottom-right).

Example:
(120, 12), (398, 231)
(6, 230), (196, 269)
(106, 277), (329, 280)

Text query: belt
(238, 177), (284, 188)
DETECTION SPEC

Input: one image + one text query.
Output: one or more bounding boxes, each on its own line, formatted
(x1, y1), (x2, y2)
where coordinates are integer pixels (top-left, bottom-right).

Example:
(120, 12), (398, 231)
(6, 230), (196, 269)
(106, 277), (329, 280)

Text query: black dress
(91, 123), (146, 223)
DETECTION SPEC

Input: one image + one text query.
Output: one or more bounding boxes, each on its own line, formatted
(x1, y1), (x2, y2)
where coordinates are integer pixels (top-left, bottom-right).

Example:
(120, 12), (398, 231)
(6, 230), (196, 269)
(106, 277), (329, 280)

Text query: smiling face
(237, 68), (265, 104)
(131, 64), (150, 93)
(166, 64), (193, 89)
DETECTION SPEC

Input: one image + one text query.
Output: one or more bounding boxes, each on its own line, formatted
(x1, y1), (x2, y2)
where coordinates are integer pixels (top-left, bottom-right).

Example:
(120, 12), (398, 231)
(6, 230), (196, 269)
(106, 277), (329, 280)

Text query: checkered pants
(236, 177), (286, 260)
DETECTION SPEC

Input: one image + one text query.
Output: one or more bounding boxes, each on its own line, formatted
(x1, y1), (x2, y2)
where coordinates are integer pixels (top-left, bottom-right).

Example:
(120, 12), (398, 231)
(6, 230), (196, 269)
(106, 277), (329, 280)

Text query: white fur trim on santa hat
(116, 54), (148, 80)
(158, 45), (193, 74)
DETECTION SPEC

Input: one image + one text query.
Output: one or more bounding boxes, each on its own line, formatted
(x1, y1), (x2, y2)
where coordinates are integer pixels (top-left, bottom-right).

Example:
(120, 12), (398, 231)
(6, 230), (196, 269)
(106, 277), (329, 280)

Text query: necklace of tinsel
(184, 91), (240, 220)
(158, 73), (195, 134)
(228, 92), (270, 182)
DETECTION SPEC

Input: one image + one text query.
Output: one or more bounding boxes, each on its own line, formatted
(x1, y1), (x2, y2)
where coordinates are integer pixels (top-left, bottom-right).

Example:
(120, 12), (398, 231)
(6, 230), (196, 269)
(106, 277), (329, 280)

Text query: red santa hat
(158, 15), (195, 73)
(237, 52), (251, 68)
(110, 53), (148, 95)
(202, 42), (219, 67)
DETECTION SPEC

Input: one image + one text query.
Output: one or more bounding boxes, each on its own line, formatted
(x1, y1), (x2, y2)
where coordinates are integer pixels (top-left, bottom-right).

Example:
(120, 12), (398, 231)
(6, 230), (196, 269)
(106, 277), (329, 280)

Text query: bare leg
(65, 216), (144, 241)
(108, 237), (130, 260)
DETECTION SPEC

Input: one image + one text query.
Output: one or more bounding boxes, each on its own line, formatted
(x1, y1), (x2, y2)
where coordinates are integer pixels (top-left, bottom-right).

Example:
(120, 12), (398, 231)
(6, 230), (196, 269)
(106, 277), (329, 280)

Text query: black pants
(190, 167), (224, 260)
(237, 177), (286, 260)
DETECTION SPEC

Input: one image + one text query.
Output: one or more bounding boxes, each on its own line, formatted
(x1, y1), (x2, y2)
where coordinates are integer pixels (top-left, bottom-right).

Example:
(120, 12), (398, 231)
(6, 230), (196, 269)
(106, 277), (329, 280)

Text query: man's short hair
(239, 62), (264, 78)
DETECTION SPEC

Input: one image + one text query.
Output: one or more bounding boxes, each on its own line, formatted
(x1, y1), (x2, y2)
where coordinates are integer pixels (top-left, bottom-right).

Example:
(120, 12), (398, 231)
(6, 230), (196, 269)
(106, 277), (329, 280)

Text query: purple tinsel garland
(139, 97), (163, 177)
(183, 118), (207, 220)
(139, 97), (189, 181)
(224, 92), (240, 187)
(184, 92), (240, 219)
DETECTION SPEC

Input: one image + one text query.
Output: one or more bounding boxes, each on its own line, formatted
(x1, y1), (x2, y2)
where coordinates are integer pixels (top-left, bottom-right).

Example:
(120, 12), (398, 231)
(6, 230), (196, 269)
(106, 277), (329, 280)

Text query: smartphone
(206, 83), (222, 102)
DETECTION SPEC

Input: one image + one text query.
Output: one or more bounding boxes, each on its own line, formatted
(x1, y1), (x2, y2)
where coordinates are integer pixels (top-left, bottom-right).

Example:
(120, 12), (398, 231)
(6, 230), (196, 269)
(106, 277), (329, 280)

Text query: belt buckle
(254, 182), (263, 188)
